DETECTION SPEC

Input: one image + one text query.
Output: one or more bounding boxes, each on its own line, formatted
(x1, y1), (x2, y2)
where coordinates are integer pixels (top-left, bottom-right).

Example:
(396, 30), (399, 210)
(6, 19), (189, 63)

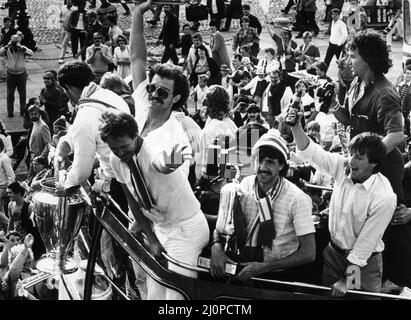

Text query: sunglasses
(146, 83), (170, 100)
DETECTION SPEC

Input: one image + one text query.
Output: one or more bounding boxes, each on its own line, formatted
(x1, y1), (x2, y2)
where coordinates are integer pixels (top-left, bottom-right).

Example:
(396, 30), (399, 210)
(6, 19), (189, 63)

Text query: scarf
(247, 177), (284, 250)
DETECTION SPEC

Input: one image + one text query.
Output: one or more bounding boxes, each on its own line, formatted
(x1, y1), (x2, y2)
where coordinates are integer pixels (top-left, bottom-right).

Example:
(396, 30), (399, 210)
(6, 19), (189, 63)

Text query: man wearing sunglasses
(130, 0), (201, 178)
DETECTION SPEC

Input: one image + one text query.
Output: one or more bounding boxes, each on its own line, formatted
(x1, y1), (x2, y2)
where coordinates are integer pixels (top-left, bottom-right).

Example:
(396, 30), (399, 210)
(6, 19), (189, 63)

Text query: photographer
(0, 33), (32, 117)
(85, 31), (113, 84)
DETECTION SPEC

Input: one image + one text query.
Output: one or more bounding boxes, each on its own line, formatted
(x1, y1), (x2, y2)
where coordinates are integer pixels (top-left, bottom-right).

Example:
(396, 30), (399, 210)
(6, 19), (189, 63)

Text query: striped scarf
(247, 177), (284, 250)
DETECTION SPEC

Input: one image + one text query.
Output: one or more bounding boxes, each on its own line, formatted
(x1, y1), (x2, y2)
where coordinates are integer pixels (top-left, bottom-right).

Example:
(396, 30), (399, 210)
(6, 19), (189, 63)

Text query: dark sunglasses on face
(146, 83), (170, 100)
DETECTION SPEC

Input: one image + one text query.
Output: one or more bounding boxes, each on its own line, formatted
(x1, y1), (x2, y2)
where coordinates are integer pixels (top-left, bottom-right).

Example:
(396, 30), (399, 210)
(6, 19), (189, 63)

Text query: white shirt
(297, 140), (397, 267)
(315, 112), (337, 143)
(64, 87), (130, 188)
(0, 151), (14, 186)
(110, 141), (201, 225)
(0, 134), (13, 158)
(194, 84), (208, 110)
(74, 13), (85, 30)
(330, 19), (348, 46)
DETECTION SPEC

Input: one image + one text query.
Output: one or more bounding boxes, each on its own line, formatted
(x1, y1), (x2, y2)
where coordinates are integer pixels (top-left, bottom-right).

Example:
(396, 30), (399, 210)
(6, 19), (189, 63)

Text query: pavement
(0, 0), (404, 135)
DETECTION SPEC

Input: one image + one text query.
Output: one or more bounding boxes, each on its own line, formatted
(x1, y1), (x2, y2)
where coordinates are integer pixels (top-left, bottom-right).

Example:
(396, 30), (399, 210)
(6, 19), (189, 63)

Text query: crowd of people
(0, 0), (410, 300)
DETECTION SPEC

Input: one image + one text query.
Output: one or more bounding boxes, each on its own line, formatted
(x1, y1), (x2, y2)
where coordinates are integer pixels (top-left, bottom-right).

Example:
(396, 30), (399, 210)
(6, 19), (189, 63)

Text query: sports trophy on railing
(33, 173), (86, 275)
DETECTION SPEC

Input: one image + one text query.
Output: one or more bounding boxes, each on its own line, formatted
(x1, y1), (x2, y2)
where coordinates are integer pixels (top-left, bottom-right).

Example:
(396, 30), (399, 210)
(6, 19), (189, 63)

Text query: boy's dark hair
(100, 110), (138, 142)
(349, 132), (387, 173)
(58, 61), (95, 90)
(152, 64), (190, 111)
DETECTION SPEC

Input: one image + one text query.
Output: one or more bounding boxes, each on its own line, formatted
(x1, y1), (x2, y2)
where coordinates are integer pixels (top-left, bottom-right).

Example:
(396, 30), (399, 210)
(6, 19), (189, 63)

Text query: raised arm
(130, 0), (153, 90)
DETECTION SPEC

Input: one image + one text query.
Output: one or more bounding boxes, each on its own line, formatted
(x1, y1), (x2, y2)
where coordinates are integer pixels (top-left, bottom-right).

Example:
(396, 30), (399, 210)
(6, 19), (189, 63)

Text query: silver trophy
(215, 182), (244, 252)
(33, 178), (86, 275)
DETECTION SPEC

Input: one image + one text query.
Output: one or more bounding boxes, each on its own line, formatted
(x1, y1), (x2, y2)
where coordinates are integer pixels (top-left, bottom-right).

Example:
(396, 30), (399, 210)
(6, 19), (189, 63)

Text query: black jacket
(0, 27), (17, 47)
(207, 0), (226, 19)
(158, 13), (180, 46)
(68, 10), (89, 31)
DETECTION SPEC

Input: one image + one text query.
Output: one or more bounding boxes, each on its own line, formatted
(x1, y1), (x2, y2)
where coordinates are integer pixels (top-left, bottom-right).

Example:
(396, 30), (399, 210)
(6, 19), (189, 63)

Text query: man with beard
(158, 4), (179, 65)
(290, 113), (397, 297)
(210, 130), (315, 281)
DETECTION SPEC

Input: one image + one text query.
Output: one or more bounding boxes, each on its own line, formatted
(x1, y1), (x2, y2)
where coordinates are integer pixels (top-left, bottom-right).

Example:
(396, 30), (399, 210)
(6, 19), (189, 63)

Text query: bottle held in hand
(285, 90), (303, 126)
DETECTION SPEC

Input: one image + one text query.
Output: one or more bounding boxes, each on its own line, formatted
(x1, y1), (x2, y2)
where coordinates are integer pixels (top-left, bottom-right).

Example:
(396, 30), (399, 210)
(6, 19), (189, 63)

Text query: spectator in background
(0, 17), (17, 48)
(189, 44), (221, 88)
(209, 19), (230, 69)
(85, 32), (113, 84)
(113, 34), (131, 79)
(186, 33), (212, 75)
(39, 70), (70, 125)
(0, 123), (13, 158)
(67, 0), (88, 61)
(295, 31), (320, 73)
(243, 104), (270, 129)
(100, 72), (135, 116)
(58, 0), (76, 64)
(26, 104), (51, 178)
(180, 24), (193, 61)
(336, 44), (355, 104)
(97, 0), (118, 29)
(265, 22), (298, 72)
(0, 34), (32, 117)
(106, 15), (123, 50)
(257, 48), (280, 75)
(0, 139), (14, 214)
(222, 0), (243, 32)
(296, 0), (320, 38)
(396, 64), (411, 138)
(241, 4), (262, 35)
(240, 45), (259, 67)
(6, 181), (46, 260)
(206, 0), (225, 30)
(191, 74), (209, 114)
(232, 16), (259, 58)
(324, 8), (348, 72)
(158, 4), (179, 65)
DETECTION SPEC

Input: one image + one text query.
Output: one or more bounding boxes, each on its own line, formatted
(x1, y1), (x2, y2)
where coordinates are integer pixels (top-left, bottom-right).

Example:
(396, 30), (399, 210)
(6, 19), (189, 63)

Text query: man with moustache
(210, 131), (316, 282)
(290, 111), (397, 297)
(130, 0), (201, 176)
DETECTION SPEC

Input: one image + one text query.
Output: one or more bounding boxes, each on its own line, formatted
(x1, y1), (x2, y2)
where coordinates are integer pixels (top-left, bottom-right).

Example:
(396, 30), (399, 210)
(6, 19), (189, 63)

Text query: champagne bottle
(285, 90), (303, 126)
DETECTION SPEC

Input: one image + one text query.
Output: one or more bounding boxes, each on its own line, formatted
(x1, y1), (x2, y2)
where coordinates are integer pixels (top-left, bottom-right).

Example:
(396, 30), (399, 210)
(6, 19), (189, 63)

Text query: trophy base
(36, 256), (79, 275)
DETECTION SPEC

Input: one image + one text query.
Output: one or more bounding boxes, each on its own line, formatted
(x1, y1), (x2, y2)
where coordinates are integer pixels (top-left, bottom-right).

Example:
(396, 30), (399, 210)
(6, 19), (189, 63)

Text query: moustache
(148, 95), (163, 104)
(258, 170), (271, 176)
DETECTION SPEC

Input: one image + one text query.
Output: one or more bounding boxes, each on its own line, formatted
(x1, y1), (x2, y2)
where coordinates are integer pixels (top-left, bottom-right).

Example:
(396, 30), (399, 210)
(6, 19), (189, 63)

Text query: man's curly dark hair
(347, 31), (392, 75)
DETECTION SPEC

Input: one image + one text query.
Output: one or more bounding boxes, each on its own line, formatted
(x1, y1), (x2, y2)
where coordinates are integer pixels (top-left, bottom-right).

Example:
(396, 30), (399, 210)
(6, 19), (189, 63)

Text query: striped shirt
(240, 176), (315, 261)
